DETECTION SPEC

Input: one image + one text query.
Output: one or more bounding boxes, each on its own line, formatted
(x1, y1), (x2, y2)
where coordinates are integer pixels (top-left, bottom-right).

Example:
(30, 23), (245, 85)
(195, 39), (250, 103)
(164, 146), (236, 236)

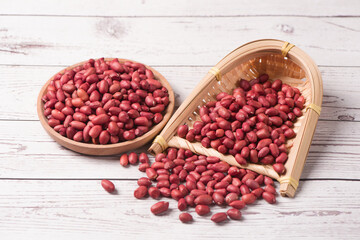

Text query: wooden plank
(0, 120), (359, 180)
(0, 16), (359, 66)
(0, 65), (359, 121)
(0, 179), (358, 239)
(1, 0), (359, 17)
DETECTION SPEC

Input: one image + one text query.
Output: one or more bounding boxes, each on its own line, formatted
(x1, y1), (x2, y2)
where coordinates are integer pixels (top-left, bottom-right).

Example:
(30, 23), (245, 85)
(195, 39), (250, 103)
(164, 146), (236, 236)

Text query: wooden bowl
(149, 39), (323, 197)
(37, 58), (175, 155)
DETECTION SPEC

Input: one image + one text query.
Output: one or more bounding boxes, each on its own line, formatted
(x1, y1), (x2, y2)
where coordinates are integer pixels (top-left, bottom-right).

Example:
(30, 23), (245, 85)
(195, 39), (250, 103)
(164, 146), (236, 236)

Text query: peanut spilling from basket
(126, 148), (277, 224)
(176, 74), (305, 174)
(42, 58), (169, 144)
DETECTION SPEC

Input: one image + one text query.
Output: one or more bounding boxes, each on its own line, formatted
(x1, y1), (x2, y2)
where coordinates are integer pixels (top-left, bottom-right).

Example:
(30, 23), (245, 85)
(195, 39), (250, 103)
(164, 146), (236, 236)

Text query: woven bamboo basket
(38, 58), (175, 156)
(149, 39), (323, 197)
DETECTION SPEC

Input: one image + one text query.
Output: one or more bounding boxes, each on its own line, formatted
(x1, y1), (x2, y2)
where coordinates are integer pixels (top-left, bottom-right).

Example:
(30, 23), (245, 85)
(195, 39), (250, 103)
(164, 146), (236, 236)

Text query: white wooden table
(0, 1), (359, 239)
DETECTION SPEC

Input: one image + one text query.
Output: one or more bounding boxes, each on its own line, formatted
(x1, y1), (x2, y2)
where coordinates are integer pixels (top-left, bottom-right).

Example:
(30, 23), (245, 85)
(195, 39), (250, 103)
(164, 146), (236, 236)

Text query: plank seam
(1, 118), (359, 123)
(0, 64), (360, 68)
(0, 14), (359, 18)
(0, 178), (358, 181)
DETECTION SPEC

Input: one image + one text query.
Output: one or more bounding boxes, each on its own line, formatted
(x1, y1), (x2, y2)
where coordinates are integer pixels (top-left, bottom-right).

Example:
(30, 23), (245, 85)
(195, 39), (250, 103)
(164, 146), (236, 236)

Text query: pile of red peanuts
(177, 74), (305, 174)
(96, 74), (304, 223)
(121, 148), (277, 224)
(42, 58), (169, 144)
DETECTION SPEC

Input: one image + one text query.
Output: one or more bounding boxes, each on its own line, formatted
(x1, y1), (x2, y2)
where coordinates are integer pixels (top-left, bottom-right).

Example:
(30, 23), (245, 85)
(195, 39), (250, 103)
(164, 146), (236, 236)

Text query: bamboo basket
(148, 39), (323, 197)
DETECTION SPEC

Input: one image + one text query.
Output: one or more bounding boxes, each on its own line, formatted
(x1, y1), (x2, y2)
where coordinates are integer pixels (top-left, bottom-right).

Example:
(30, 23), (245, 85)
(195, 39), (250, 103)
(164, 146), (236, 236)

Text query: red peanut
(134, 186), (148, 199)
(120, 153), (129, 167)
(128, 152), (138, 165)
(242, 193), (256, 205)
(148, 187), (160, 199)
(146, 168), (158, 180)
(211, 212), (228, 223)
(150, 201), (169, 215)
(194, 194), (212, 205)
(273, 163), (286, 174)
(264, 184), (276, 194)
(101, 179), (115, 193)
(179, 213), (193, 223)
(178, 198), (187, 211)
(229, 200), (245, 209)
(227, 208), (242, 220)
(195, 205), (210, 216)
(137, 177), (151, 187)
(262, 192), (276, 204)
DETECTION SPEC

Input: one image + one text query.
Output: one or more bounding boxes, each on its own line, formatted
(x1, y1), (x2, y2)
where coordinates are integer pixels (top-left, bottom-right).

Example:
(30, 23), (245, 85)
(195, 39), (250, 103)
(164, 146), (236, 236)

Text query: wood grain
(0, 179), (358, 239)
(0, 1), (359, 238)
(0, 16), (359, 66)
(0, 65), (359, 121)
(1, 0), (359, 17)
(0, 120), (359, 180)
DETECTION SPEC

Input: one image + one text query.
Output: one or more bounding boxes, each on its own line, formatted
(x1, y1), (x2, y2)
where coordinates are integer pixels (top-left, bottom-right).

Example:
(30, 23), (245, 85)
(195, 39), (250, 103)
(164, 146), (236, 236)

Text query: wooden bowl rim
(37, 58), (175, 155)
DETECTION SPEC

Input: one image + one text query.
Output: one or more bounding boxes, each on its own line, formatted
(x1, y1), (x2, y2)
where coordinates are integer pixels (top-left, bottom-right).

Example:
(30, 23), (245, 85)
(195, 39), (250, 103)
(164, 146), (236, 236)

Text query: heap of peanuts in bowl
(38, 58), (174, 155)
(40, 59), (304, 223)
(41, 58), (170, 144)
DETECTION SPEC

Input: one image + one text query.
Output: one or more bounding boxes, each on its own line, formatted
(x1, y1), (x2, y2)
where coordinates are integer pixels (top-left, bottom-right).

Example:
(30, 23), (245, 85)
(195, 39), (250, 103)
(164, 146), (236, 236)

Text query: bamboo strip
(168, 136), (280, 180)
